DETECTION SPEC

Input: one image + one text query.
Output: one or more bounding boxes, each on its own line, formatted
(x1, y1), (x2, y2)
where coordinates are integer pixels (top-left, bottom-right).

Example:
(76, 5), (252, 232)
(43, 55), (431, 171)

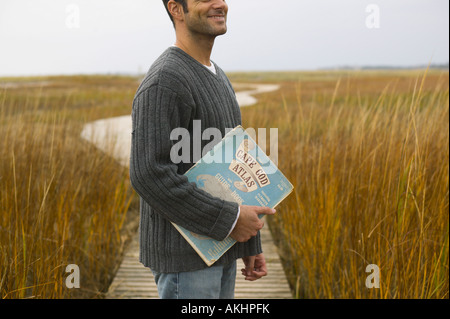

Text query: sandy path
(233, 83), (280, 107)
(80, 83), (280, 166)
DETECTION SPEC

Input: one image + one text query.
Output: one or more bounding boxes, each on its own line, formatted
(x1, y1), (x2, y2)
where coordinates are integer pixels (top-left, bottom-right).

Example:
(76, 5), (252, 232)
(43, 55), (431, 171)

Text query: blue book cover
(172, 125), (294, 266)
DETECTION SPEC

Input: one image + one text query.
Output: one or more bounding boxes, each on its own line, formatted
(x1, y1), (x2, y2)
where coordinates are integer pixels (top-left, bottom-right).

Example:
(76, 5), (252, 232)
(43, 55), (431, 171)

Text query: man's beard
(186, 16), (227, 38)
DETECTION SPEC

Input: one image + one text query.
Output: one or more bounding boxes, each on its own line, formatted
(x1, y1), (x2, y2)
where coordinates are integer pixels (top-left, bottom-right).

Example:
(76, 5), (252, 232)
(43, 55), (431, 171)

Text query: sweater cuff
(208, 200), (239, 241)
(226, 206), (240, 238)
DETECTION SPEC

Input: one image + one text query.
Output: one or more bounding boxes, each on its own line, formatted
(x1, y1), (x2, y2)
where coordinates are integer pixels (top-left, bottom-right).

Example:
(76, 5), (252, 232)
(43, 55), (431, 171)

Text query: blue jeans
(151, 260), (237, 299)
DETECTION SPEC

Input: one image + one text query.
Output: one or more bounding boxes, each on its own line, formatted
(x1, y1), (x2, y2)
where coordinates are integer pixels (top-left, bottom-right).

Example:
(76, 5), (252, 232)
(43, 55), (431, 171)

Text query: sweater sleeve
(130, 84), (239, 241)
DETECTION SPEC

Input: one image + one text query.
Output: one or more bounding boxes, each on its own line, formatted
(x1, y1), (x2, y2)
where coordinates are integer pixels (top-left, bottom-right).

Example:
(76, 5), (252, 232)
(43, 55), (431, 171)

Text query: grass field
(238, 69), (449, 299)
(0, 75), (139, 298)
(0, 69), (448, 299)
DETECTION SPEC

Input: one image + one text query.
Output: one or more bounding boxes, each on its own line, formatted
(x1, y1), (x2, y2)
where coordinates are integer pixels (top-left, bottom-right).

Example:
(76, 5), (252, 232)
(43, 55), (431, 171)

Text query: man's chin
(216, 29), (227, 36)
(213, 26), (227, 36)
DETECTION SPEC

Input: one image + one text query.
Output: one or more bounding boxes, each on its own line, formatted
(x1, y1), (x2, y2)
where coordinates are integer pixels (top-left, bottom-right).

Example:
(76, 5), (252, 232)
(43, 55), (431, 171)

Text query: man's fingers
(231, 206), (276, 242)
(253, 269), (268, 277)
(244, 270), (267, 281)
(254, 206), (276, 215)
(241, 267), (267, 280)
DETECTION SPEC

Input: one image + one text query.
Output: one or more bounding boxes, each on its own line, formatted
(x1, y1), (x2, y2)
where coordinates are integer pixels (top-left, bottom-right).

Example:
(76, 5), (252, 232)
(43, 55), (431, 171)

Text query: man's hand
(230, 206), (276, 243)
(241, 254), (268, 281)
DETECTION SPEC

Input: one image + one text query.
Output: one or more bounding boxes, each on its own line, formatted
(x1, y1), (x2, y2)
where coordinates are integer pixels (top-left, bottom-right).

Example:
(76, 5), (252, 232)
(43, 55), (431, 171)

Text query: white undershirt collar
(172, 44), (216, 75)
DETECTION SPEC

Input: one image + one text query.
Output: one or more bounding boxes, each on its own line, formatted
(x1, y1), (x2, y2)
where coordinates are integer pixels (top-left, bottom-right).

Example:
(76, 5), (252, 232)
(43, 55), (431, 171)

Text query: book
(172, 125), (294, 266)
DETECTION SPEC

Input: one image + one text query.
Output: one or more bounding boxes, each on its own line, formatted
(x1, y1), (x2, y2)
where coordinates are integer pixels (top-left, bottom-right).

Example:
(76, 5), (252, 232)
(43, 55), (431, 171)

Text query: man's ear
(167, 0), (184, 23)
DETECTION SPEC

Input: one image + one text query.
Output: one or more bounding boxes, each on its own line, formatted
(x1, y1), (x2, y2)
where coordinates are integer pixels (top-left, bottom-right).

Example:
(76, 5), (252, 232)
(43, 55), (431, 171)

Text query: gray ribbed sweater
(130, 47), (262, 273)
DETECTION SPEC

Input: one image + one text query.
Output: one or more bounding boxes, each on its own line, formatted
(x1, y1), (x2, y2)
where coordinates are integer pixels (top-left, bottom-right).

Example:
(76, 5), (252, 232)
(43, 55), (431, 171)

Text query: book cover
(172, 125), (294, 266)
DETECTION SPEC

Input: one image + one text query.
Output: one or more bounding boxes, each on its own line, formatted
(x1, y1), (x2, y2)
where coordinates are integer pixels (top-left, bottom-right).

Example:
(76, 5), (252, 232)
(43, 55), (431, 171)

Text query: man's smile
(207, 14), (226, 22)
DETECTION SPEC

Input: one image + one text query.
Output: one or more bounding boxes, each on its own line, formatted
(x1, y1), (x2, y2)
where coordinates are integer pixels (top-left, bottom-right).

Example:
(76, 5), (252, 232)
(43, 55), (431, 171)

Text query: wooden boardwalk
(106, 220), (292, 299)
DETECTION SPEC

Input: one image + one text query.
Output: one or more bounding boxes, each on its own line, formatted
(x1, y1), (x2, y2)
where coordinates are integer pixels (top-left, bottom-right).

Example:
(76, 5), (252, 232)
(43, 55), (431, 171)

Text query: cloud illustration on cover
(196, 174), (237, 203)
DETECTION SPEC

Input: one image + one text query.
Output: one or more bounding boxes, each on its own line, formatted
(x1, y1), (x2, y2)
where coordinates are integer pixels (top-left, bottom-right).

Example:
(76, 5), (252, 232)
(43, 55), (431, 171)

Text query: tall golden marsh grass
(0, 70), (448, 299)
(238, 69), (449, 299)
(0, 76), (138, 298)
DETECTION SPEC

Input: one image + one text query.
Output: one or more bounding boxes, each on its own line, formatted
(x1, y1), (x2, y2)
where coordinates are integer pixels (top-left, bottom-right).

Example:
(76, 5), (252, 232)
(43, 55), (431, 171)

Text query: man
(129, 0), (276, 299)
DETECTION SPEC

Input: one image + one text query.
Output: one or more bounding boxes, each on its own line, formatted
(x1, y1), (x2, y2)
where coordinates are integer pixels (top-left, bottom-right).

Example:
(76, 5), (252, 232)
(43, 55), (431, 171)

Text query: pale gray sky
(0, 0), (448, 77)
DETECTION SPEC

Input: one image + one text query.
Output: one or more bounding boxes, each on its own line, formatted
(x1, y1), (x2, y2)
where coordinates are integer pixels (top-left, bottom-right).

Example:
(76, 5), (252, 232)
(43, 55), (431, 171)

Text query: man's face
(183, 0), (228, 37)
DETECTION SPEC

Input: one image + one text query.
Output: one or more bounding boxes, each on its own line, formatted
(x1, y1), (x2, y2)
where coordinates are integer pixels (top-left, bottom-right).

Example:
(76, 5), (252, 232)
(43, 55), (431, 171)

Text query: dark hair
(162, 0), (189, 24)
